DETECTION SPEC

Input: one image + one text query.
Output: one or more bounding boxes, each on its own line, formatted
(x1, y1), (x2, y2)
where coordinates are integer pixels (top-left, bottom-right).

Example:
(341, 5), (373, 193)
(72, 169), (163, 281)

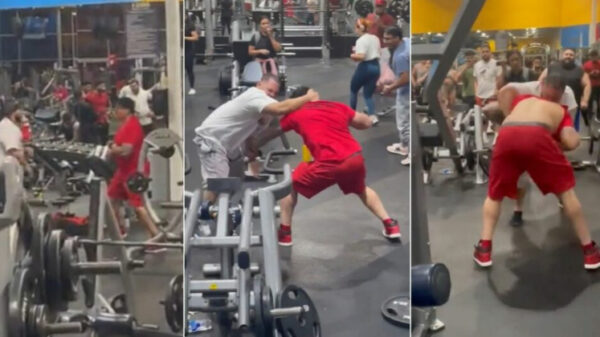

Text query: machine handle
(263, 149), (297, 174)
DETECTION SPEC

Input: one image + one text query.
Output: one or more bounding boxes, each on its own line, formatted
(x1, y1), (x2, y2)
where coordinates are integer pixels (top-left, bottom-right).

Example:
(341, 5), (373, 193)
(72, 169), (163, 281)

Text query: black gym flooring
(423, 124), (600, 336)
(185, 57), (409, 337)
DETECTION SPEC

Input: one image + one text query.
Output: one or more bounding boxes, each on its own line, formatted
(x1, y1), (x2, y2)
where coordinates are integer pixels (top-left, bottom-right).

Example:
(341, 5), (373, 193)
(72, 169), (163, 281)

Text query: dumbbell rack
(185, 150), (320, 337)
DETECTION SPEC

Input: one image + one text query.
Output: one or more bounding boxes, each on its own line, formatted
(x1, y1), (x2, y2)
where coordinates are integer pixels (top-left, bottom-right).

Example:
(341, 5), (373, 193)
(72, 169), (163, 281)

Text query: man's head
(383, 25), (402, 49)
(540, 74), (566, 103)
(464, 50), (476, 64)
(288, 86), (319, 101)
(532, 56), (542, 69)
(258, 16), (271, 34)
(115, 97), (135, 122)
(96, 81), (106, 92)
(129, 79), (140, 94)
(73, 89), (84, 101)
(480, 44), (491, 62)
(82, 82), (92, 93)
(561, 48), (576, 68)
(1, 99), (21, 123)
(590, 50), (599, 62)
(375, 0), (386, 15)
(506, 50), (522, 72)
(256, 74), (280, 98)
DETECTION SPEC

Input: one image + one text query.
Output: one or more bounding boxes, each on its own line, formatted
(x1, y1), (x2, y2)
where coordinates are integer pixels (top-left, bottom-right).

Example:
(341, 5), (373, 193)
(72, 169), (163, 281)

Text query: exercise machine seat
(419, 123), (444, 148)
(241, 61), (263, 86)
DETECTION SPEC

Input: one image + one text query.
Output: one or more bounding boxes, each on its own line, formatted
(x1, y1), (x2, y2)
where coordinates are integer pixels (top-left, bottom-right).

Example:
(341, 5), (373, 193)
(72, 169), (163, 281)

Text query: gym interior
(184, 0), (410, 335)
(0, 1), (184, 336)
(413, 0), (600, 336)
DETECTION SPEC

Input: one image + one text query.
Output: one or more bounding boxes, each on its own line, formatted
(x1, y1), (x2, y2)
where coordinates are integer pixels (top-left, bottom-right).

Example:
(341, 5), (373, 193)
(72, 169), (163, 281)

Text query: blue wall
(0, 0), (134, 10)
(560, 25), (590, 48)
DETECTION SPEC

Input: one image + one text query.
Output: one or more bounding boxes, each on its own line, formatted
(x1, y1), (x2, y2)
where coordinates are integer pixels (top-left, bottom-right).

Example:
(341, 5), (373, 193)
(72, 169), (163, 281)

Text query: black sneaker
(509, 211), (523, 227)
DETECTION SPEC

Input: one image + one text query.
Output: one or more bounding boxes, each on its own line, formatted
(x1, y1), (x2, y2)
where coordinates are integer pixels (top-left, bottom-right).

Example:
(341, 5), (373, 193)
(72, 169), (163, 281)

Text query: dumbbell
(411, 263), (451, 307)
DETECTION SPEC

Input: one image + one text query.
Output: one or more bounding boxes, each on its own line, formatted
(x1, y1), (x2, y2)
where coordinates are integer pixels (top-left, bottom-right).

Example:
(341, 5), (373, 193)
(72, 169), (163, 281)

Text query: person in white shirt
(474, 44), (502, 106)
(194, 73), (319, 202)
(119, 79), (155, 134)
(350, 18), (381, 124)
(0, 101), (26, 166)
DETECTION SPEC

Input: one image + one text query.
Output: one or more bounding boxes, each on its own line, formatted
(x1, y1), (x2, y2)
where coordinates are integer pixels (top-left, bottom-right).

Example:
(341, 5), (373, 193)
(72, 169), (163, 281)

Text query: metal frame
(411, 0), (486, 335)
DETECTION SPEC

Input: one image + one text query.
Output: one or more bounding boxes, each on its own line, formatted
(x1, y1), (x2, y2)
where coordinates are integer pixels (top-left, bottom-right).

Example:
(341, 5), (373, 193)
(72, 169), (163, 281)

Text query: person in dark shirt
(248, 17), (282, 75)
(499, 50), (537, 87)
(583, 50), (600, 121)
(184, 17), (199, 95)
(221, 0), (233, 36)
(72, 90), (97, 144)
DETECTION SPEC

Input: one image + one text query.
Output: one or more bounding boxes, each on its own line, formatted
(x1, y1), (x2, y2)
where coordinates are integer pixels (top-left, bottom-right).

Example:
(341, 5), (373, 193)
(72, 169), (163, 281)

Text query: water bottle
(187, 312), (213, 334)
(440, 168), (453, 175)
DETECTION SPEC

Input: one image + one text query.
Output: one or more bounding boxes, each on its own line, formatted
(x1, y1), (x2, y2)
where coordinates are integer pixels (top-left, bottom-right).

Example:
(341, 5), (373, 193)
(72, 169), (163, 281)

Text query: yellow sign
(209, 283), (218, 290)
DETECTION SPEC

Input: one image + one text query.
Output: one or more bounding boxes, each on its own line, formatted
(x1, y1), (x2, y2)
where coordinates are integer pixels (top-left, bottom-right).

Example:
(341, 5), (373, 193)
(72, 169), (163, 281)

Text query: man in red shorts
(277, 86), (401, 246)
(473, 75), (600, 270)
(107, 97), (162, 251)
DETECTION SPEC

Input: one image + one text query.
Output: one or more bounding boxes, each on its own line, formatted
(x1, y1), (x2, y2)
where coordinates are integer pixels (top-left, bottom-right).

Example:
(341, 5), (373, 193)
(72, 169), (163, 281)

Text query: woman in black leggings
(184, 17), (199, 95)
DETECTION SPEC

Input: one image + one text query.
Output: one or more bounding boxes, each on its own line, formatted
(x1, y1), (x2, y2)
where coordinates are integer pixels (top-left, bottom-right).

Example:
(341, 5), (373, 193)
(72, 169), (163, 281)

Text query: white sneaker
(387, 143), (408, 156)
(188, 88), (196, 95)
(401, 156), (411, 166)
(371, 115), (380, 126)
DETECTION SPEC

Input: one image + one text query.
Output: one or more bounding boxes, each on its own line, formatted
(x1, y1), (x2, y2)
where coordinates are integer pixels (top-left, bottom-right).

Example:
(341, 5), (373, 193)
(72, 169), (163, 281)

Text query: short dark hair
(563, 48), (575, 53)
(480, 44), (490, 50)
(260, 73), (280, 85)
(289, 86), (310, 99)
(590, 50), (599, 57)
(506, 50), (522, 60)
(543, 74), (566, 92)
(384, 25), (403, 38)
(73, 89), (83, 100)
(116, 97), (135, 114)
(534, 56), (542, 61)
(95, 81), (105, 87)
(258, 16), (270, 24)
(129, 78), (139, 85)
(1, 99), (19, 119)
(82, 81), (91, 87)
(464, 50), (476, 56)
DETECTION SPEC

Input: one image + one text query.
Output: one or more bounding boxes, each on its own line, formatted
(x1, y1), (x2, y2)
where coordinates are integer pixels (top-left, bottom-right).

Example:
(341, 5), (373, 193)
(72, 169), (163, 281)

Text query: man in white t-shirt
(474, 44), (502, 106)
(194, 73), (319, 201)
(119, 79), (155, 135)
(484, 80), (578, 227)
(0, 101), (26, 166)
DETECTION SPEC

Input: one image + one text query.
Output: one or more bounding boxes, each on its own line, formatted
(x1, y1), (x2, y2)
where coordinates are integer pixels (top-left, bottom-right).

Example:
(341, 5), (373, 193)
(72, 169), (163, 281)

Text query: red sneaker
(583, 242), (600, 270)
(278, 225), (293, 246)
(119, 226), (128, 239)
(473, 242), (492, 267)
(382, 220), (401, 240)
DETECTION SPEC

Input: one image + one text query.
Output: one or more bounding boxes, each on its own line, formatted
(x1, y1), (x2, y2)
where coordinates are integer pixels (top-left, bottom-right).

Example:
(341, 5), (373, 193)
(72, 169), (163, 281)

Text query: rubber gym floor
(29, 192), (182, 336)
(423, 123), (600, 337)
(185, 57), (409, 337)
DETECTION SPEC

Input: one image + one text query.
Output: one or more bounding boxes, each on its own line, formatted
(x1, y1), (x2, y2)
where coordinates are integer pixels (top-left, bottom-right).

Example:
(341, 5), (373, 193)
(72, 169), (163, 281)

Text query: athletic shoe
(387, 143), (408, 156)
(188, 88), (196, 95)
(382, 219), (401, 240)
(509, 211), (523, 227)
(401, 156), (411, 166)
(119, 226), (128, 239)
(371, 115), (380, 126)
(583, 242), (600, 270)
(278, 225), (293, 246)
(473, 242), (492, 267)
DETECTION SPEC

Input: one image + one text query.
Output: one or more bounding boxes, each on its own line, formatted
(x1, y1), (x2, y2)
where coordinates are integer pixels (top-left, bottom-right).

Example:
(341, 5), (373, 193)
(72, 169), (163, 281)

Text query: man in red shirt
(85, 82), (111, 145)
(366, 0), (396, 46)
(277, 86), (401, 246)
(584, 50), (600, 121)
(107, 97), (162, 250)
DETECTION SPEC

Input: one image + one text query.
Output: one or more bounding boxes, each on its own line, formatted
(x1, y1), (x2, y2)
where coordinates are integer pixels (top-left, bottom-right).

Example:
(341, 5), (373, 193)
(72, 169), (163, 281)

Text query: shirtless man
(473, 75), (600, 270)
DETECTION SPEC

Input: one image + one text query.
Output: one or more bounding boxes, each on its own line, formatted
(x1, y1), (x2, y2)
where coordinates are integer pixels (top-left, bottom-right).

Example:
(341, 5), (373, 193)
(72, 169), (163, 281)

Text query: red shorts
(107, 175), (143, 208)
(292, 153), (366, 199)
(475, 96), (496, 107)
(488, 125), (575, 200)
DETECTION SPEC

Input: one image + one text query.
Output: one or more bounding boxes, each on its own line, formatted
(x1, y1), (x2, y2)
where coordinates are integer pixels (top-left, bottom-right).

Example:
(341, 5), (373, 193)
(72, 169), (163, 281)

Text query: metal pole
(591, 0), (598, 46)
(57, 9), (63, 68)
(204, 0), (215, 59)
(71, 11), (76, 67)
(320, 0), (330, 65)
(165, 0), (183, 201)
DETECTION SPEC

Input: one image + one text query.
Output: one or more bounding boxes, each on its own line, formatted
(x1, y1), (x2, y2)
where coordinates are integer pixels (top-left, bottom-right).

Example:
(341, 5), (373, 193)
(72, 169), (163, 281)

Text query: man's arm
(268, 31), (282, 52)
(6, 148), (27, 166)
(185, 30), (199, 41)
(497, 84), (519, 116)
(538, 68), (548, 82)
(581, 72), (591, 109)
(262, 90), (318, 116)
(108, 143), (133, 157)
(384, 71), (410, 93)
(559, 127), (580, 151)
(350, 111), (373, 129)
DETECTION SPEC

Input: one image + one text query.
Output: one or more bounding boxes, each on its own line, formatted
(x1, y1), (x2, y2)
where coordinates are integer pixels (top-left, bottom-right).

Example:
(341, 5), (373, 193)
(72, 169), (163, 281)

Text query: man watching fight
(85, 81), (110, 145)
(277, 86), (401, 245)
(583, 50), (600, 121)
(119, 79), (156, 135)
(474, 75), (600, 270)
(540, 48), (591, 128)
(107, 97), (163, 251)
(194, 74), (318, 202)
(474, 44), (502, 106)
(366, 0), (395, 46)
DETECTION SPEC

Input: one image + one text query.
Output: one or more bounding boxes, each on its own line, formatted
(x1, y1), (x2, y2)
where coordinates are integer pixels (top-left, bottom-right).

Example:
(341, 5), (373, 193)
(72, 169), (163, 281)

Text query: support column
(165, 0), (183, 200)
(57, 9), (63, 68)
(320, 0), (330, 65)
(203, 0), (214, 57)
(591, 0), (598, 45)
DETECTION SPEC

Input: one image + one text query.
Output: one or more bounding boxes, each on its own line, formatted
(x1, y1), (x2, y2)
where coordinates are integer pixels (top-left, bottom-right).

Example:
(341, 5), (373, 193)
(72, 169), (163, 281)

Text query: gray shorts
(194, 136), (229, 188)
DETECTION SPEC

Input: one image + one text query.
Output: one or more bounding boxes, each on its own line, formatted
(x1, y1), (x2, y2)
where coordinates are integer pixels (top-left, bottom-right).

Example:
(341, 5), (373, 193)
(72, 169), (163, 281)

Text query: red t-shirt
(113, 116), (144, 179)
(280, 101), (362, 162)
(366, 13), (396, 46)
(85, 91), (110, 124)
(510, 94), (573, 141)
(583, 60), (600, 87)
(53, 87), (69, 102)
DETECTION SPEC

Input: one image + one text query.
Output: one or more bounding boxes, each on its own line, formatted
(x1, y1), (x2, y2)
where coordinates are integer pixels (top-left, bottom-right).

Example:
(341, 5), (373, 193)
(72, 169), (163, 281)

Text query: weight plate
(31, 213), (52, 300)
(8, 267), (39, 337)
(110, 293), (128, 314)
(18, 203), (34, 253)
(60, 237), (79, 302)
(127, 172), (150, 194)
(252, 275), (273, 337)
(45, 230), (67, 311)
(164, 274), (183, 332)
(158, 146), (176, 159)
(277, 285), (321, 337)
(464, 135), (476, 171)
(381, 295), (410, 327)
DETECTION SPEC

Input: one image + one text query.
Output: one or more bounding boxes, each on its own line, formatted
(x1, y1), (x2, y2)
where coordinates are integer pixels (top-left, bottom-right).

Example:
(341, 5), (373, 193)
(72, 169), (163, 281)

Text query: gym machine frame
(412, 0), (486, 335)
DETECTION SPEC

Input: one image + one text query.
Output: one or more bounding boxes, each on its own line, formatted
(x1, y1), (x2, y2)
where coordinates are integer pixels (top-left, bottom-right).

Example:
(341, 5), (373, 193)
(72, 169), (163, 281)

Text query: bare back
(504, 98), (566, 133)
